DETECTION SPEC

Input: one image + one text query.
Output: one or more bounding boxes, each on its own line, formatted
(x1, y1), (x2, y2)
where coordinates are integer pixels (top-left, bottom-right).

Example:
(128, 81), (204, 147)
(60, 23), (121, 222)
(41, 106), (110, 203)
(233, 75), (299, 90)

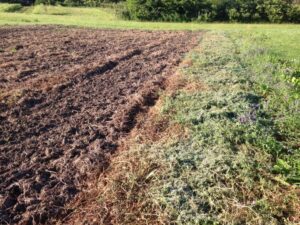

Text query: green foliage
(2, 0), (299, 22)
(273, 159), (292, 174)
(127, 0), (208, 21)
(35, 0), (63, 5)
(62, 0), (84, 6)
(287, 5), (300, 22)
(127, 0), (300, 22)
(2, 4), (300, 29)
(231, 30), (300, 185)
(34, 0), (123, 7)
(264, 0), (293, 22)
(0, 0), (33, 5)
(0, 3), (23, 12)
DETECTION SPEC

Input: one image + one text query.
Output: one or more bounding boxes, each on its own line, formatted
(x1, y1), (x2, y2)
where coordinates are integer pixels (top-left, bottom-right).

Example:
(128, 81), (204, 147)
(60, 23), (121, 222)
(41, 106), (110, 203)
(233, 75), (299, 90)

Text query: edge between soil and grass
(62, 31), (299, 224)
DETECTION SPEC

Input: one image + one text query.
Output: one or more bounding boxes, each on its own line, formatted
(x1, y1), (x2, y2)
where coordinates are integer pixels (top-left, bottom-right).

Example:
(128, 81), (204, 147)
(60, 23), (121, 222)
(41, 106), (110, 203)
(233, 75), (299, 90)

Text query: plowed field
(0, 26), (199, 224)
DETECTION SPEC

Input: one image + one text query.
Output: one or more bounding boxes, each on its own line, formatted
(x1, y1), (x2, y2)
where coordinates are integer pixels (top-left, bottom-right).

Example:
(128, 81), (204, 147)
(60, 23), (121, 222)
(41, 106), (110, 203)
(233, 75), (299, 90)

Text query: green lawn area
(0, 4), (299, 31)
(1, 3), (299, 224)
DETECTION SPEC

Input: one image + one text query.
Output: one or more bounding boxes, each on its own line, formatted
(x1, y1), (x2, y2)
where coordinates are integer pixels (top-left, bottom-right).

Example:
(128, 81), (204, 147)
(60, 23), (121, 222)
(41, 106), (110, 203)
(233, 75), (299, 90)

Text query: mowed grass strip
(90, 30), (300, 224)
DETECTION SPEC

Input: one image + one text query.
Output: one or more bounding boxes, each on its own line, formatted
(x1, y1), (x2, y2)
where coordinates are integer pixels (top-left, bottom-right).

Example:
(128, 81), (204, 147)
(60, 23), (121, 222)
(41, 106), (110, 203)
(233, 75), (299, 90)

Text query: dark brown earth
(0, 26), (199, 224)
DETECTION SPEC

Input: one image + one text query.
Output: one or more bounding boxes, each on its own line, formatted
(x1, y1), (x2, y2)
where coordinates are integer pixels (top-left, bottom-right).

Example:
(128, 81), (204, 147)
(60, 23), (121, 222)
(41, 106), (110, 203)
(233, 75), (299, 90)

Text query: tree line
(3, 0), (300, 23)
(126, 0), (300, 22)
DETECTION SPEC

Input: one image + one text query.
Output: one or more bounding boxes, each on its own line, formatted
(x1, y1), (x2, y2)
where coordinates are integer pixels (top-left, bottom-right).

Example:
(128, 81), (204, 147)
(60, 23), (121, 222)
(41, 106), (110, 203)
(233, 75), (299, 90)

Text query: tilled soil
(0, 26), (199, 224)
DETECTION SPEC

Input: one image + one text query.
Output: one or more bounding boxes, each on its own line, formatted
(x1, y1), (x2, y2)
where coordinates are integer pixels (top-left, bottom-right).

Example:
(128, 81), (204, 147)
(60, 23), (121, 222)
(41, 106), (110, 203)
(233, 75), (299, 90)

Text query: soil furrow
(0, 25), (200, 224)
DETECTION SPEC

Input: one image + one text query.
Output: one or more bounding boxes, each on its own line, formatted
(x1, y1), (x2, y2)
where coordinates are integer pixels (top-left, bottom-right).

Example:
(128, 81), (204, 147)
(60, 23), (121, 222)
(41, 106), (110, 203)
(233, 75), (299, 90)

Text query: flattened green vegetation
(97, 30), (300, 224)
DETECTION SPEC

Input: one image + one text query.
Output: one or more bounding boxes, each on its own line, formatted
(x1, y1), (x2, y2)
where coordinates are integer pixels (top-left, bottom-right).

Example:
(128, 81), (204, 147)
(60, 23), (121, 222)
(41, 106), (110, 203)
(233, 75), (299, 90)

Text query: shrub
(127, 0), (209, 22)
(33, 0), (123, 6)
(63, 0), (84, 6)
(112, 2), (131, 19)
(287, 4), (300, 22)
(0, 3), (23, 12)
(126, 0), (300, 23)
(263, 0), (294, 22)
(34, 0), (60, 5)
(0, 0), (33, 5)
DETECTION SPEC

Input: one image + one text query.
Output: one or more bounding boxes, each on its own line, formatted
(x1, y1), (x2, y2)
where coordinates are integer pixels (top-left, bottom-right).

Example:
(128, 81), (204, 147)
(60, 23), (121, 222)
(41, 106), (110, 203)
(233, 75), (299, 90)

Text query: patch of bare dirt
(0, 25), (200, 224)
(61, 62), (194, 225)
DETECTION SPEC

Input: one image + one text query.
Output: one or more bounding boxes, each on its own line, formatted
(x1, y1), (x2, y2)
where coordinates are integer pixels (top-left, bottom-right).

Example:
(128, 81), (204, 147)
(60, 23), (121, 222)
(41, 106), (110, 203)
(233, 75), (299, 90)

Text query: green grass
(0, 3), (23, 13)
(0, 4), (300, 31)
(26, 4), (117, 18)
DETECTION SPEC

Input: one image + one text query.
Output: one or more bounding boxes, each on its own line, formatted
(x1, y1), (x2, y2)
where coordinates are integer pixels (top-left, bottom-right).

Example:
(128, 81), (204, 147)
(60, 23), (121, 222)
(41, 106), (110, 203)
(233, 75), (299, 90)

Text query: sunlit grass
(23, 4), (117, 19)
(0, 3), (22, 13)
(0, 4), (300, 31)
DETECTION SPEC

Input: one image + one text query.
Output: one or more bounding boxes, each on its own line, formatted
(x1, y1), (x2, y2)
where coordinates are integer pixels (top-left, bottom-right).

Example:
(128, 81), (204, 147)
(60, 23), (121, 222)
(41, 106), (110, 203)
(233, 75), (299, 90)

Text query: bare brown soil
(0, 26), (200, 224)
(61, 71), (192, 225)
